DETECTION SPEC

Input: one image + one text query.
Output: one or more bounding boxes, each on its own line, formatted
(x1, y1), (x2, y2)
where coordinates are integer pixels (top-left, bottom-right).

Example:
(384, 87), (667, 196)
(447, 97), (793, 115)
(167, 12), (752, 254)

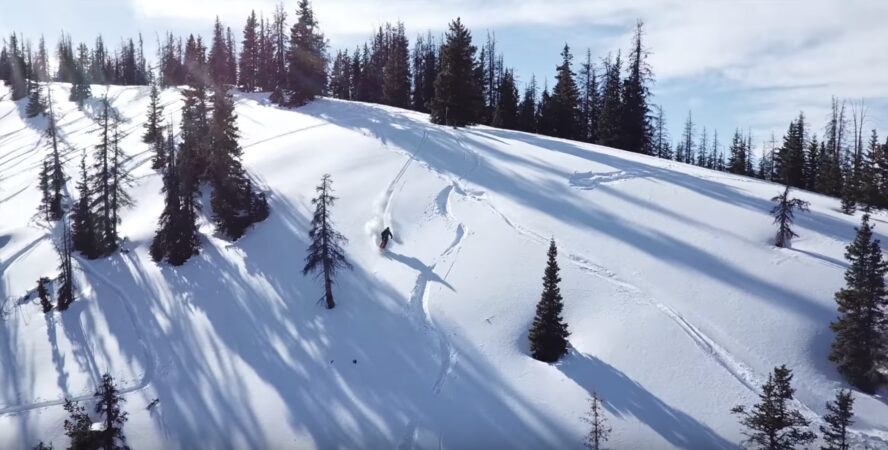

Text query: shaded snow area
(1, 83), (887, 449)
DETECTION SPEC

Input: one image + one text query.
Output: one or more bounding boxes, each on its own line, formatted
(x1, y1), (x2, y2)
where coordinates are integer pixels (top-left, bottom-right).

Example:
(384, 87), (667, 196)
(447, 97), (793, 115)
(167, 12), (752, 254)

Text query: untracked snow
(1, 83), (887, 449)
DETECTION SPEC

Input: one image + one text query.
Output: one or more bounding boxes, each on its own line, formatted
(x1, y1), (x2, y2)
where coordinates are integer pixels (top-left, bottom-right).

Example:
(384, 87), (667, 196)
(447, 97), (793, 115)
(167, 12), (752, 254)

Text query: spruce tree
(94, 373), (129, 450)
(730, 365), (816, 450)
(208, 17), (231, 87)
(819, 389), (854, 450)
(430, 18), (483, 127)
(577, 49), (600, 143)
(152, 124), (200, 266)
(770, 185), (809, 248)
(596, 52), (622, 149)
(650, 105), (671, 159)
(109, 121), (133, 248)
(25, 80), (46, 118)
(677, 111), (695, 164)
(63, 398), (96, 449)
(142, 77), (164, 144)
(620, 20), (652, 154)
(582, 392), (611, 450)
(536, 85), (555, 137)
(72, 151), (100, 259)
(829, 214), (888, 393)
(37, 277), (52, 313)
(303, 174), (352, 309)
(528, 239), (570, 363)
(55, 221), (76, 311)
(550, 43), (580, 139)
(491, 69), (519, 130)
(42, 90), (66, 221)
(208, 87), (268, 240)
(728, 130), (748, 175)
(382, 22), (411, 108)
(151, 128), (167, 171)
(776, 114), (808, 188)
(517, 75), (537, 133)
(32, 441), (53, 450)
(286, 0), (327, 106)
(38, 160), (53, 220)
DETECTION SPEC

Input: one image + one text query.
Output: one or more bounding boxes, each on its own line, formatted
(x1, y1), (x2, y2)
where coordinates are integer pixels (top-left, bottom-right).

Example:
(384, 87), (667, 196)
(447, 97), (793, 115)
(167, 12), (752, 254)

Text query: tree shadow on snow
(77, 190), (573, 449)
(559, 351), (737, 450)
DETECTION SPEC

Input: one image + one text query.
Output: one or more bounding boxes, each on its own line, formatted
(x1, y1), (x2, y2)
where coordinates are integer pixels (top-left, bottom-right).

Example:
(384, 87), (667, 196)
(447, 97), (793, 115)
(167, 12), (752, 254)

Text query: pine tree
(517, 75), (537, 133)
(770, 185), (810, 248)
(108, 120), (133, 248)
(208, 88), (267, 240)
(536, 85), (555, 137)
(430, 18), (483, 127)
(303, 174), (352, 309)
(829, 214), (888, 393)
(491, 69), (519, 130)
(38, 160), (53, 220)
(776, 113), (808, 188)
(32, 441), (53, 450)
(63, 398), (96, 449)
(731, 365), (816, 450)
(550, 43), (580, 139)
(582, 392), (611, 450)
(208, 17), (230, 87)
(225, 27), (238, 87)
(696, 127), (709, 167)
(37, 277), (52, 313)
(819, 389), (854, 450)
(45, 91), (65, 221)
(94, 373), (130, 450)
(528, 239), (570, 363)
(271, 3), (289, 96)
(286, 0), (327, 106)
(72, 151), (100, 259)
(382, 22), (411, 108)
(577, 49), (599, 143)
(91, 100), (115, 253)
(25, 80), (46, 118)
(142, 77), (164, 144)
(677, 111), (695, 164)
(650, 104), (671, 159)
(596, 52), (622, 149)
(55, 221), (76, 311)
(68, 42), (92, 106)
(620, 20), (652, 154)
(6, 33), (28, 100)
(728, 130), (748, 175)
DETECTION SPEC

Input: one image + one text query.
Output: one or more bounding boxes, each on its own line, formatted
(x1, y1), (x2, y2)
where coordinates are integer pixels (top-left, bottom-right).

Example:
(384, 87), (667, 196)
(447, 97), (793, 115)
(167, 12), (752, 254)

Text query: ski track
(0, 253), (158, 416)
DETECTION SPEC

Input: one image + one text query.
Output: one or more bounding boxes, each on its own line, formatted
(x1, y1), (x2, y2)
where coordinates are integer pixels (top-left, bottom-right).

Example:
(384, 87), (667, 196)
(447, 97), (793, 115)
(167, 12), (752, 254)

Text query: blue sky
(3, 0), (887, 156)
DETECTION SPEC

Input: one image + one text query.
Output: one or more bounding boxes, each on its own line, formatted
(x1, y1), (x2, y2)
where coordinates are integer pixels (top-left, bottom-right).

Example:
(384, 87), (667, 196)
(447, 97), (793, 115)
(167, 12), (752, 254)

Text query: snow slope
(1, 83), (886, 449)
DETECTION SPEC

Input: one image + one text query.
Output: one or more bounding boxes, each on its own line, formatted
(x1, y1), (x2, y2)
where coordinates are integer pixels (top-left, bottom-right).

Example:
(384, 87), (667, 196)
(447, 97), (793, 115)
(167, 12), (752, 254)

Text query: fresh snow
(1, 83), (887, 449)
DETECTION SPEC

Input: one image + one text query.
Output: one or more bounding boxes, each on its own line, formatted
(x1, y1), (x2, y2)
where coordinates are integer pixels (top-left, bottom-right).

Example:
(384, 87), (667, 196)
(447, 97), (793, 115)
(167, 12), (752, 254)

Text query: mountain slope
(1, 83), (886, 449)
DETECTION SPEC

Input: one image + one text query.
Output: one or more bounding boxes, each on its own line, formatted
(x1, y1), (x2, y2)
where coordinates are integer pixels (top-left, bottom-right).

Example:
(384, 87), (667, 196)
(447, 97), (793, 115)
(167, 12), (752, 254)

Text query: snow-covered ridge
(1, 83), (886, 449)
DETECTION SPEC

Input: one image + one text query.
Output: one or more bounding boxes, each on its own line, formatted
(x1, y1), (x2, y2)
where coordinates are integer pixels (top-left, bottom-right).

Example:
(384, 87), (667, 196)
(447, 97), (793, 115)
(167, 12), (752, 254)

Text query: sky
(2, 0), (887, 155)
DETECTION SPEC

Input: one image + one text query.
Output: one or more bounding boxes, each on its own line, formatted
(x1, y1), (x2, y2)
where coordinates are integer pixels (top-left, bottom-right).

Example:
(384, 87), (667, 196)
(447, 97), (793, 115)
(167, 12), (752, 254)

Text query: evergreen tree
(536, 85), (555, 137)
(596, 52), (622, 149)
(108, 121), (133, 248)
(382, 22), (411, 108)
(271, 3), (289, 96)
(650, 104), (671, 159)
(45, 91), (65, 221)
(303, 174), (352, 309)
(860, 130), (881, 208)
(620, 20), (652, 154)
(208, 88), (268, 240)
(328, 50), (352, 99)
(225, 27), (238, 87)
(34, 35), (49, 82)
(6, 33), (28, 100)
(63, 398), (96, 449)
(528, 239), (570, 363)
(68, 42), (92, 106)
(731, 365), (816, 450)
(55, 221), (76, 311)
(32, 441), (53, 450)
(37, 277), (52, 313)
(677, 111), (695, 164)
(72, 151), (101, 259)
(94, 373), (130, 450)
(142, 77), (164, 144)
(696, 127), (709, 167)
(770, 185), (810, 248)
(411, 33), (438, 112)
(776, 113), (808, 188)
(286, 0), (327, 106)
(91, 100), (115, 253)
(491, 69), (519, 130)
(577, 49), (600, 143)
(550, 43), (580, 139)
(430, 18), (483, 127)
(517, 75), (538, 133)
(151, 127), (200, 265)
(728, 129), (748, 175)
(208, 17), (231, 87)
(25, 79), (46, 118)
(817, 98), (847, 196)
(582, 392), (611, 450)
(829, 214), (888, 393)
(819, 389), (854, 450)
(38, 160), (53, 220)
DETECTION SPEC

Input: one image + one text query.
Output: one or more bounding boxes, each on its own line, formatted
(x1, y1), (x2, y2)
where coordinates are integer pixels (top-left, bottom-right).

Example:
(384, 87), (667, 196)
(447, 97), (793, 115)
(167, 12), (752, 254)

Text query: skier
(380, 227), (393, 249)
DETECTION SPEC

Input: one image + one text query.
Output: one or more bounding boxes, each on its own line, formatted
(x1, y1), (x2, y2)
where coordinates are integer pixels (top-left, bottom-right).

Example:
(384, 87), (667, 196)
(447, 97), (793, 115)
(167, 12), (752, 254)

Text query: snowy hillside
(1, 83), (887, 449)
